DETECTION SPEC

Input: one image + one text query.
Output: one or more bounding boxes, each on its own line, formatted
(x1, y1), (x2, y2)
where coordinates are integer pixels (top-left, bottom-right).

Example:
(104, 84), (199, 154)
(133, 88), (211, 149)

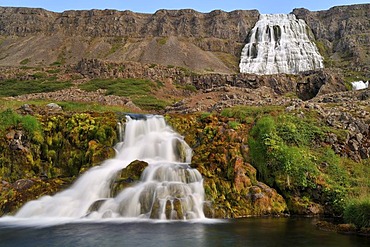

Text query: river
(0, 217), (368, 247)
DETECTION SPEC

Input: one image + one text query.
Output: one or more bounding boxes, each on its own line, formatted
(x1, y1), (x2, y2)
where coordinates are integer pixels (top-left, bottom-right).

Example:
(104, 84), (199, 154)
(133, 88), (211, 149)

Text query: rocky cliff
(0, 4), (369, 76)
(0, 7), (259, 73)
(293, 4), (370, 77)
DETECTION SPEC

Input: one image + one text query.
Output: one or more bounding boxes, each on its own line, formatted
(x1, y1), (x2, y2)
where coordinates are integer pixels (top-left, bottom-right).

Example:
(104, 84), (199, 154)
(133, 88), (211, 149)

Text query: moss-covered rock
(0, 109), (119, 215)
(167, 113), (288, 218)
(111, 160), (148, 197)
(0, 178), (72, 216)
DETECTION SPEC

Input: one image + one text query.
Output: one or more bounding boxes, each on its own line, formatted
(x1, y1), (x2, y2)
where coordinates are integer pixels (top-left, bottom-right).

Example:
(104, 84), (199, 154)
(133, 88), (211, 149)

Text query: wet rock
(86, 199), (107, 215)
(111, 160), (148, 197)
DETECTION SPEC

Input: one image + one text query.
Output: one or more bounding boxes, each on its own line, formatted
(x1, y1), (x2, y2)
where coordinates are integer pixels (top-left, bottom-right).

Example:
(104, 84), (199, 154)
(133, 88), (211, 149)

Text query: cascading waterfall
(13, 115), (205, 221)
(239, 14), (324, 75)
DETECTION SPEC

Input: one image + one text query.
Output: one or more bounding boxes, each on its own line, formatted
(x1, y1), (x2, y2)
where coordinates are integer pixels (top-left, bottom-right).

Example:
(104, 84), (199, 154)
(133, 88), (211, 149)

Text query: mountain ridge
(0, 4), (368, 76)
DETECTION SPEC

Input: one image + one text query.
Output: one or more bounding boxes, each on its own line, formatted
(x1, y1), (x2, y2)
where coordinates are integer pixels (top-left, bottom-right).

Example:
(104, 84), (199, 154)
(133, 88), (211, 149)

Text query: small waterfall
(239, 14), (324, 75)
(14, 115), (205, 220)
(351, 81), (369, 90)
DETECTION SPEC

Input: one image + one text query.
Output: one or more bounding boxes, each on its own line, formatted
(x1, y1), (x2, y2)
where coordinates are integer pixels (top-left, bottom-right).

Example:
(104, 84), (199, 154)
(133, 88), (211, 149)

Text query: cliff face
(0, 7), (259, 73)
(293, 4), (370, 75)
(0, 5), (368, 75)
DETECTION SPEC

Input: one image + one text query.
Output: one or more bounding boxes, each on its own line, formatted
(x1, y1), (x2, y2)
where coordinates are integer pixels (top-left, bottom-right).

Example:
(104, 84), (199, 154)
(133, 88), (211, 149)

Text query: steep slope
(0, 7), (259, 73)
(0, 5), (368, 76)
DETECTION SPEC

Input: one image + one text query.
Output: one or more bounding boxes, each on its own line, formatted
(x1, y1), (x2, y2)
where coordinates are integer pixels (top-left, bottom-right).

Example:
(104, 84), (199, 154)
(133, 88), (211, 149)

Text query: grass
(0, 98), (134, 113)
(57, 101), (133, 113)
(0, 109), (43, 143)
(220, 105), (283, 123)
(0, 78), (72, 97)
(78, 78), (170, 111)
(344, 196), (370, 228)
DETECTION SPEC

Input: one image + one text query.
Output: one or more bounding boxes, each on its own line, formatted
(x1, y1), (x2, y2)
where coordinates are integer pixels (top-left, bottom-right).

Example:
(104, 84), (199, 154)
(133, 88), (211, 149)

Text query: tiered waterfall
(239, 14), (324, 75)
(14, 115), (206, 220)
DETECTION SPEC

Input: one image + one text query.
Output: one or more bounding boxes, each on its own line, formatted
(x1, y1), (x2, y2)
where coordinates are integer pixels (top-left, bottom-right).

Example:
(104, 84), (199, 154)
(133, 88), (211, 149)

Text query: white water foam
(239, 14), (324, 75)
(1, 115), (206, 224)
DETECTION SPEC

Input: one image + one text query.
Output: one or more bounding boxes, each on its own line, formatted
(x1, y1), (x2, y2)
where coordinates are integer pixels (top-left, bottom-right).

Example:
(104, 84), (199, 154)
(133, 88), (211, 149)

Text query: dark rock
(12, 179), (34, 190)
(86, 199), (107, 215)
(325, 133), (338, 145)
(358, 90), (370, 100)
(349, 140), (359, 151)
(20, 104), (34, 115)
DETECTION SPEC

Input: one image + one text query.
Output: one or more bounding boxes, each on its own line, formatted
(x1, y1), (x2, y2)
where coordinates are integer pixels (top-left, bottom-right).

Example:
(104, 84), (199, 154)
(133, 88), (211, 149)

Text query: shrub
(249, 116), (319, 189)
(344, 197), (370, 228)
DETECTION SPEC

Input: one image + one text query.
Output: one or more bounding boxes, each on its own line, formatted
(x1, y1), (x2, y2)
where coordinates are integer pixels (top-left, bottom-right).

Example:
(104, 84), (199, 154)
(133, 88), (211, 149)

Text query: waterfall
(351, 81), (369, 90)
(239, 14), (324, 75)
(13, 115), (205, 220)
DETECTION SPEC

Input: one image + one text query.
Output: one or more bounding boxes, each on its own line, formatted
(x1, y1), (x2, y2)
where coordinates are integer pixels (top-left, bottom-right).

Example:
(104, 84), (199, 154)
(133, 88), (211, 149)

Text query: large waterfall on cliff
(12, 115), (205, 221)
(239, 14), (324, 75)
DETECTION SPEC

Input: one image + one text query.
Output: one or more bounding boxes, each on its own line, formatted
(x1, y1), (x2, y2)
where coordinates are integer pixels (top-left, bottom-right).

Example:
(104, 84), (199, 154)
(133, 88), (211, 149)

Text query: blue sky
(0, 0), (368, 14)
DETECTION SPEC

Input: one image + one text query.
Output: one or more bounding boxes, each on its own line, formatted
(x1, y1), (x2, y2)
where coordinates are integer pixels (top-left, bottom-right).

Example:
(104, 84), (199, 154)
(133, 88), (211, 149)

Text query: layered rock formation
(293, 4), (370, 75)
(0, 7), (259, 73)
(0, 4), (368, 75)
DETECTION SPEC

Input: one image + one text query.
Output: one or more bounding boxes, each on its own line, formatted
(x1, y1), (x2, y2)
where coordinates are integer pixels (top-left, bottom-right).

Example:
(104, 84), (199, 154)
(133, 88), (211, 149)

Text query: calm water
(0, 218), (368, 247)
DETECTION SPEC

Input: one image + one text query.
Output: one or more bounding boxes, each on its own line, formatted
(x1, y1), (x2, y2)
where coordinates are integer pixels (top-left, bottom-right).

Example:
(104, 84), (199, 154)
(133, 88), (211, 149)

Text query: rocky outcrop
(167, 114), (288, 217)
(293, 4), (370, 75)
(74, 59), (346, 100)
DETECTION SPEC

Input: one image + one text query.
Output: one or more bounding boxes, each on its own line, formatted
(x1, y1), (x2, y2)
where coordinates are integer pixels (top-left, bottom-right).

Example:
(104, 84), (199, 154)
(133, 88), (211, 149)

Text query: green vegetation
(175, 83), (197, 92)
(0, 98), (132, 113)
(214, 52), (239, 72)
(248, 113), (365, 215)
(79, 78), (169, 110)
(20, 58), (30, 65)
(221, 105), (283, 123)
(0, 110), (118, 181)
(343, 70), (368, 90)
(344, 197), (370, 228)
(0, 78), (72, 97)
(156, 37), (167, 45)
(249, 116), (320, 189)
(0, 109), (43, 142)
(227, 120), (240, 130)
